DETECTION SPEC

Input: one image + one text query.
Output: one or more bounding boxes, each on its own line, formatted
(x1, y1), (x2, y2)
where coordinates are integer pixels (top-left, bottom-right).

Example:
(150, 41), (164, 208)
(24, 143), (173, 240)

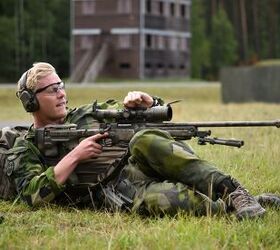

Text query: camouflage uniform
(9, 99), (229, 216)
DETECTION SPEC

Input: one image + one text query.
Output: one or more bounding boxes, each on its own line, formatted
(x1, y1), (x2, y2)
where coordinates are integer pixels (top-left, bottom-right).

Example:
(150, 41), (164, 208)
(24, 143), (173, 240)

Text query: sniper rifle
(35, 104), (280, 156)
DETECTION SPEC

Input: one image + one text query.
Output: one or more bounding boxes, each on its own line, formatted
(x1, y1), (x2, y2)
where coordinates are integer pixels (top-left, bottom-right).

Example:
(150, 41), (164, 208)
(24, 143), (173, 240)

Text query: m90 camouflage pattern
(33, 105), (280, 210)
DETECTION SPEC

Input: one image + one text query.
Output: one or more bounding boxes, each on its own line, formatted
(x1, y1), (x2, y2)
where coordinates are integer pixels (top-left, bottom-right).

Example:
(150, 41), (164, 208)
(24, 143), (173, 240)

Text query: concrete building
(70, 0), (191, 82)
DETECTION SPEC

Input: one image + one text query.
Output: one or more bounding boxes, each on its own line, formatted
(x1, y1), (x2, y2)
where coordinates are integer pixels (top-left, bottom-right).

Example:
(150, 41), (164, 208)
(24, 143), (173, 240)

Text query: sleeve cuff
(45, 167), (66, 195)
(151, 96), (164, 107)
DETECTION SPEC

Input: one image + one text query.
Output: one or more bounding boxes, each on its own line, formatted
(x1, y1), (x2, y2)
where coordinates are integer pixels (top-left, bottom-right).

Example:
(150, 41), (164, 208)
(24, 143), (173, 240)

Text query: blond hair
(17, 62), (56, 91)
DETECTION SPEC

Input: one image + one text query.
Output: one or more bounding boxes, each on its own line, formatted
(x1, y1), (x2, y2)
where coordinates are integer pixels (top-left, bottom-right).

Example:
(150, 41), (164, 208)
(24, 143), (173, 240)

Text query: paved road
(0, 121), (30, 128)
(0, 82), (220, 89)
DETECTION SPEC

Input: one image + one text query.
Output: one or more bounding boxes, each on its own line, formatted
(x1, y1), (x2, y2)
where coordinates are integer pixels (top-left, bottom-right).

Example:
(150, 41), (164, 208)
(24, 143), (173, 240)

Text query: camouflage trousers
(121, 129), (230, 216)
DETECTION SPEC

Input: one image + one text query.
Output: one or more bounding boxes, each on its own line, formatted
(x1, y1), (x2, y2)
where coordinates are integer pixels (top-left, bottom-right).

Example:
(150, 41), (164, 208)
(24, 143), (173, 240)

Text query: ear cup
(18, 89), (40, 112)
(17, 70), (40, 112)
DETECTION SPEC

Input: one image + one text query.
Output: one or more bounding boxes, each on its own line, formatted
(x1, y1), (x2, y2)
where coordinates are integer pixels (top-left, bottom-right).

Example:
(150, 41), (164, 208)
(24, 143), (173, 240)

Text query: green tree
(0, 0), (70, 82)
(190, 0), (210, 79)
(0, 16), (17, 81)
(22, 0), (70, 78)
(47, 0), (70, 77)
(210, 8), (237, 78)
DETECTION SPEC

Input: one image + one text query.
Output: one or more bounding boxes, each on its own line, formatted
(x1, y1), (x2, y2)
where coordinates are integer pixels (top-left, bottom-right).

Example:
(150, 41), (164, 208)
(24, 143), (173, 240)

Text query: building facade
(71, 0), (191, 82)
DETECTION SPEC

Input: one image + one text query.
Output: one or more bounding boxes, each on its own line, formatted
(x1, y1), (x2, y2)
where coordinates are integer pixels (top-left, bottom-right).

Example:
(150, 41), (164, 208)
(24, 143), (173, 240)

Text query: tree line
(191, 0), (280, 79)
(0, 0), (279, 82)
(0, 0), (69, 82)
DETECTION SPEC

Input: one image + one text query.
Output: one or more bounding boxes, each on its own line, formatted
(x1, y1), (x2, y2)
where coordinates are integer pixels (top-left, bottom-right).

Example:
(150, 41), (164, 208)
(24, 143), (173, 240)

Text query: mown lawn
(0, 83), (279, 249)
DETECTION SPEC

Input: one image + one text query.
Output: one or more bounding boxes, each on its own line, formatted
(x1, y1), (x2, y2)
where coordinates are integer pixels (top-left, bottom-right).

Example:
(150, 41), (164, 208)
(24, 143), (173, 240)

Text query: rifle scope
(93, 105), (173, 122)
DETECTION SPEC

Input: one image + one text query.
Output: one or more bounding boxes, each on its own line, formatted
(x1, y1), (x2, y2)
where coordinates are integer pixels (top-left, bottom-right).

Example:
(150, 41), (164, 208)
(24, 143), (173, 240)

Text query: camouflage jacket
(10, 97), (164, 207)
(9, 99), (124, 206)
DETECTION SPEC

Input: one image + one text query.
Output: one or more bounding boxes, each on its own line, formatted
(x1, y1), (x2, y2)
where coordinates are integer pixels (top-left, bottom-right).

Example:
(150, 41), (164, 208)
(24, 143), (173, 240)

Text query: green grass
(255, 59), (280, 66)
(0, 84), (280, 249)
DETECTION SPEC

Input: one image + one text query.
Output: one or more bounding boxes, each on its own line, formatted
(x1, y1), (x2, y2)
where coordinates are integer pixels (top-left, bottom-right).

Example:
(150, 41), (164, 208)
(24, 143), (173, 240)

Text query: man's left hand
(123, 91), (153, 108)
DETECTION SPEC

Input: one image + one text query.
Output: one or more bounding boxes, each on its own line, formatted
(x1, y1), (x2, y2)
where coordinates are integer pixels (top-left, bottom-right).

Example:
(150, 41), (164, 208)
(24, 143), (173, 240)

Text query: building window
(145, 35), (158, 49)
(146, 0), (151, 14)
(118, 0), (132, 14)
(118, 35), (131, 49)
(180, 4), (186, 18)
(80, 36), (93, 50)
(157, 63), (164, 68)
(146, 34), (152, 48)
(159, 1), (164, 15)
(170, 3), (175, 16)
(180, 64), (186, 69)
(119, 63), (131, 69)
(145, 62), (152, 69)
(82, 1), (95, 15)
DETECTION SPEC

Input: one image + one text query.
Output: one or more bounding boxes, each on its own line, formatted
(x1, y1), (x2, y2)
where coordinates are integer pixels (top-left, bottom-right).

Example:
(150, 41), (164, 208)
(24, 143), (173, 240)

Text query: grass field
(0, 83), (279, 249)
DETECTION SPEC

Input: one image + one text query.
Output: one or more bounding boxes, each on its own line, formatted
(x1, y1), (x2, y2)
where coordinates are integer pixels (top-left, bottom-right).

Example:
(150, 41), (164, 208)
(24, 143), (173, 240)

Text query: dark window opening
(146, 34), (152, 48)
(157, 63), (164, 68)
(119, 63), (131, 69)
(180, 64), (186, 69)
(145, 63), (152, 68)
(146, 0), (151, 13)
(180, 5), (186, 17)
(159, 1), (164, 15)
(170, 3), (175, 16)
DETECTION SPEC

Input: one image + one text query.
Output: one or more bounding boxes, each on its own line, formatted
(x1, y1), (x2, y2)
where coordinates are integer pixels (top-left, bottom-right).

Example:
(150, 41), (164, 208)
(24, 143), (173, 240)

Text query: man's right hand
(72, 133), (108, 161)
(54, 132), (108, 185)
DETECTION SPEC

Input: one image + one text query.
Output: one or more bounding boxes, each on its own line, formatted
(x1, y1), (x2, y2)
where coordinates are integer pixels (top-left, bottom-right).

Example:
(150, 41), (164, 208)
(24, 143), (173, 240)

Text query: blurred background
(0, 0), (279, 92)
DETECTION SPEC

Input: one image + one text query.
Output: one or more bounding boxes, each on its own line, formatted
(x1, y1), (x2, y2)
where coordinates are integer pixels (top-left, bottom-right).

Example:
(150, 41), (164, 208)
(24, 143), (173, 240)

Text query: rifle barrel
(156, 120), (280, 128)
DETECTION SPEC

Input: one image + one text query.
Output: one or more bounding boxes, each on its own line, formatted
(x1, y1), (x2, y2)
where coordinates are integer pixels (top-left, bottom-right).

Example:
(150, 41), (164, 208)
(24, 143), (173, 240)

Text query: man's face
(34, 72), (67, 124)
